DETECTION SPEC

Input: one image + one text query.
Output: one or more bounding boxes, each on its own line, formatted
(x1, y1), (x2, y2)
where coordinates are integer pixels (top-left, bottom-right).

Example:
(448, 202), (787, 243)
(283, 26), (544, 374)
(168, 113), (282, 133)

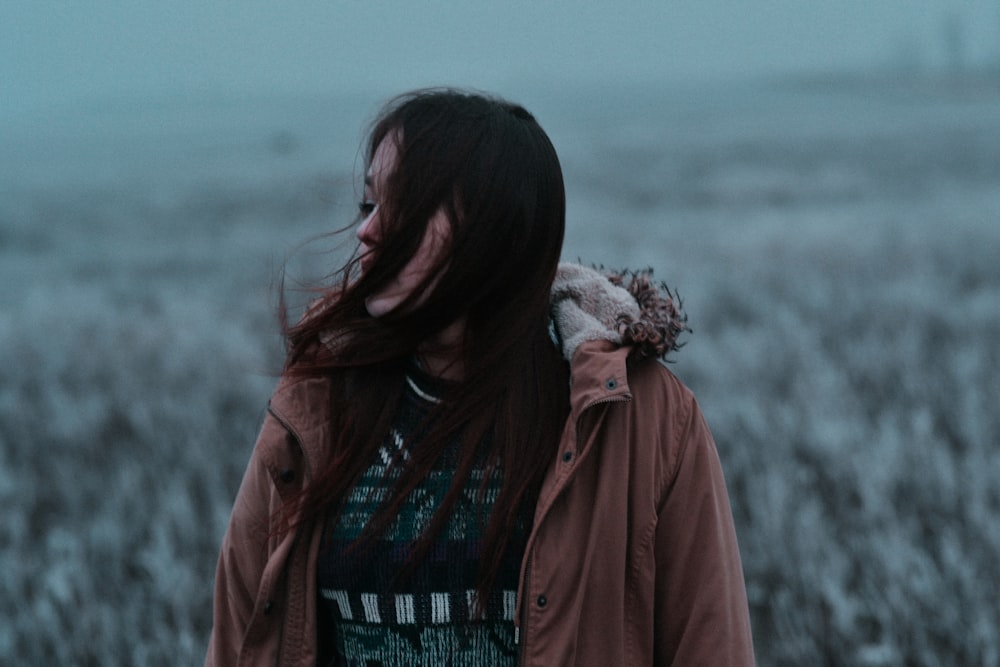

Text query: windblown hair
(280, 88), (570, 608)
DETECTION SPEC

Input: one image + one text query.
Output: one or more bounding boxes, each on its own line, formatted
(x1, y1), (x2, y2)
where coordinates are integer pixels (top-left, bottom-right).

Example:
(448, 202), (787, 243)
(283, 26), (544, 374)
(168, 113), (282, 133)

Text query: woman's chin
(364, 295), (399, 318)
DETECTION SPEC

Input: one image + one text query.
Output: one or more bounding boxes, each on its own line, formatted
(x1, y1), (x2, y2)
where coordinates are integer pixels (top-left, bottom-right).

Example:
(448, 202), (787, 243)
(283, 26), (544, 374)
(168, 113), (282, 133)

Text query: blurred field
(2, 76), (999, 665)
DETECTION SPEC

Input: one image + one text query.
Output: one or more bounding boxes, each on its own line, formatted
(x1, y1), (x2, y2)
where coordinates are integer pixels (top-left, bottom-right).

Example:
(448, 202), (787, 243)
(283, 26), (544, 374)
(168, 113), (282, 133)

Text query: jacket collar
(550, 263), (687, 364)
(567, 339), (632, 417)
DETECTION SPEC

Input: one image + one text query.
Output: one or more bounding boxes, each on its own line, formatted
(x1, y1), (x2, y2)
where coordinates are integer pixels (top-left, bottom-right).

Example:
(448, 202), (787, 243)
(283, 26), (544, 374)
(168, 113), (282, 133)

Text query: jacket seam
(660, 389), (695, 508)
(626, 512), (659, 667)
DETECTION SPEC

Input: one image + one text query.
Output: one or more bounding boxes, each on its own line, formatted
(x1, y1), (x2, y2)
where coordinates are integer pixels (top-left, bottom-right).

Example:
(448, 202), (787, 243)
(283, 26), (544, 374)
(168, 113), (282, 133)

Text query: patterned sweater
(316, 362), (528, 666)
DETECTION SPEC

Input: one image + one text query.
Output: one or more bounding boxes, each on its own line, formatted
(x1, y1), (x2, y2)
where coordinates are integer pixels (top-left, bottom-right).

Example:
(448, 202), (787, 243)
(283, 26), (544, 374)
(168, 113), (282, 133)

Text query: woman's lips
(359, 250), (374, 274)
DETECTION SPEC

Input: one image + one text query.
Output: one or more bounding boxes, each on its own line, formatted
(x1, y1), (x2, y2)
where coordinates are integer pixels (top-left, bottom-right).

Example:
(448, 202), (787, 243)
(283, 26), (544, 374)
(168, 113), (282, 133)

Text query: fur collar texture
(550, 263), (688, 362)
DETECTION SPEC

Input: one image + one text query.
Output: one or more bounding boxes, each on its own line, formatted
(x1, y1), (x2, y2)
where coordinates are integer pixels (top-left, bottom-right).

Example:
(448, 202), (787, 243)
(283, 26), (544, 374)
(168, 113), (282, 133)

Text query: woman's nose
(356, 210), (379, 245)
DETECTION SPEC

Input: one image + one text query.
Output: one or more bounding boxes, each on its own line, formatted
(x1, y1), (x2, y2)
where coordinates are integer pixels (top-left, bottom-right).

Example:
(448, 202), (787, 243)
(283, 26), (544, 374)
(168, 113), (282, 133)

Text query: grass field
(2, 77), (999, 665)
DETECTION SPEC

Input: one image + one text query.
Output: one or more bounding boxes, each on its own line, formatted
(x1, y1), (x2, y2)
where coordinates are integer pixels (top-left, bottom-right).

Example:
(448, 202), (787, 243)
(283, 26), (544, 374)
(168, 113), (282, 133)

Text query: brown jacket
(207, 266), (755, 666)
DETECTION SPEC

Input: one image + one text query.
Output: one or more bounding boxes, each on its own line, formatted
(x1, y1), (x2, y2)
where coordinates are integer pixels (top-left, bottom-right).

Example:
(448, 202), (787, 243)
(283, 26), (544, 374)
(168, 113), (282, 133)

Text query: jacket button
(279, 469), (295, 483)
(263, 600), (274, 615)
(604, 378), (617, 390)
(536, 595), (547, 608)
(562, 451), (573, 463)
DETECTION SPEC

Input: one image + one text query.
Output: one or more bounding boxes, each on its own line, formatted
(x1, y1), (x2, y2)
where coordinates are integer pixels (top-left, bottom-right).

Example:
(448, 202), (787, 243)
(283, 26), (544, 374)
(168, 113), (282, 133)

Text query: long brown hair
(281, 88), (570, 606)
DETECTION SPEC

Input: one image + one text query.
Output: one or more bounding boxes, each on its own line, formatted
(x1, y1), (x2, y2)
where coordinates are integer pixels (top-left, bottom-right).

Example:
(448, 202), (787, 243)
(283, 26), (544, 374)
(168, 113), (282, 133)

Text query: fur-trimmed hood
(550, 263), (688, 362)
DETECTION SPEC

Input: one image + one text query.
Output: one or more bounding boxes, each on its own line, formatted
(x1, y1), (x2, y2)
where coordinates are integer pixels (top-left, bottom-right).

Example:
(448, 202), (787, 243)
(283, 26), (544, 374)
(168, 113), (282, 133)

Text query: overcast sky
(4, 1), (1000, 115)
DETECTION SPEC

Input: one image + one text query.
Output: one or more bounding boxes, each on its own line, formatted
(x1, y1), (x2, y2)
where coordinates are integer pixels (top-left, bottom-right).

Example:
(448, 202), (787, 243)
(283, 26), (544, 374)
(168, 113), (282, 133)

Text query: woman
(206, 88), (755, 666)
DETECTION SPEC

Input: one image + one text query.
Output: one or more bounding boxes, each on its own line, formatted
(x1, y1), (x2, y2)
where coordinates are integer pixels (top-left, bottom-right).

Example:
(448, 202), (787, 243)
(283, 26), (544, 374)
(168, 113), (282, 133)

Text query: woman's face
(356, 135), (451, 318)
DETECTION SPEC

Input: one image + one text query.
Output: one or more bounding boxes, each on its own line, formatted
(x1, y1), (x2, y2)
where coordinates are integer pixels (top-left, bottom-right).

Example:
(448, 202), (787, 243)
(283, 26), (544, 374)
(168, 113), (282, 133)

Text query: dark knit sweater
(316, 363), (528, 667)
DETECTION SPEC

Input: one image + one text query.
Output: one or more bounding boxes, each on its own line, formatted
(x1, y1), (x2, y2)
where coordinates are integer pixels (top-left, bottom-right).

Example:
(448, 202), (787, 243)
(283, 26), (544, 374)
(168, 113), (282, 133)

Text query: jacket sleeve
(205, 413), (284, 667)
(654, 395), (755, 666)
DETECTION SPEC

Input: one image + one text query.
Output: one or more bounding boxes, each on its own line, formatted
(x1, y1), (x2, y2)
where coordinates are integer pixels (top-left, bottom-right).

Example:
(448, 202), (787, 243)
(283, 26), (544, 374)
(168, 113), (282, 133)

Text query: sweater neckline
(404, 357), (456, 404)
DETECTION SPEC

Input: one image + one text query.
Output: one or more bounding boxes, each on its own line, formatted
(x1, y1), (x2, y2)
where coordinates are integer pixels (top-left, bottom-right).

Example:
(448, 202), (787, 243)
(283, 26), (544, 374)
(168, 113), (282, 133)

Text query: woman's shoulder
(623, 358), (714, 475)
(269, 366), (334, 424)
(630, 358), (696, 402)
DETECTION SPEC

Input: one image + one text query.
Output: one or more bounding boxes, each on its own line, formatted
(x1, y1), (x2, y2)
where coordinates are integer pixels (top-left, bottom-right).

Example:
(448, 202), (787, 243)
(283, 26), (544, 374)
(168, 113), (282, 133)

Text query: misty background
(3, 2), (1000, 665)
(5, 1), (1000, 109)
